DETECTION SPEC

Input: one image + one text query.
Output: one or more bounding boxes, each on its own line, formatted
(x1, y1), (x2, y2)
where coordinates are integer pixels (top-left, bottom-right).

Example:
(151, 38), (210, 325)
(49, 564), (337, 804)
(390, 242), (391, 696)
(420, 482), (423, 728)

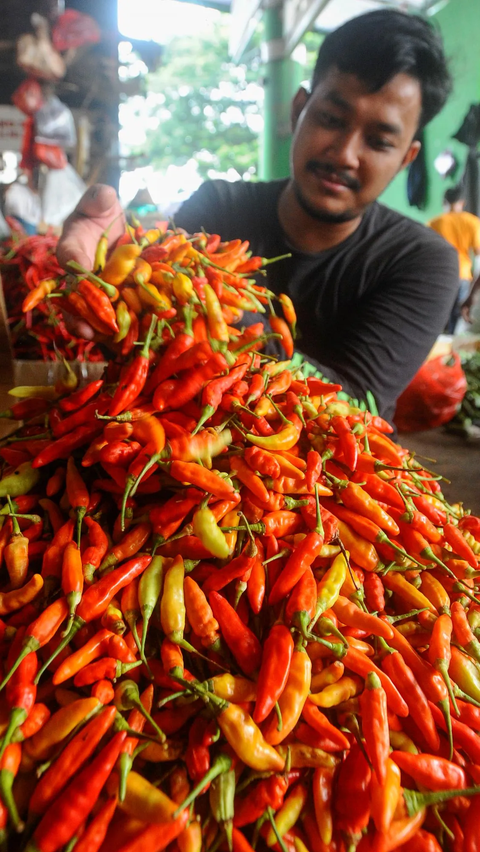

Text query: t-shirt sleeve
(298, 235), (459, 423)
(175, 182), (229, 236)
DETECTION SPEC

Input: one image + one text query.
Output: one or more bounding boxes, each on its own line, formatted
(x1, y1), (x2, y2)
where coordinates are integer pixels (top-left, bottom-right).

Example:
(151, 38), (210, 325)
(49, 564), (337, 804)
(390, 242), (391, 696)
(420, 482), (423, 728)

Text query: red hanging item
(11, 79), (44, 116)
(52, 10), (101, 51)
(394, 352), (467, 431)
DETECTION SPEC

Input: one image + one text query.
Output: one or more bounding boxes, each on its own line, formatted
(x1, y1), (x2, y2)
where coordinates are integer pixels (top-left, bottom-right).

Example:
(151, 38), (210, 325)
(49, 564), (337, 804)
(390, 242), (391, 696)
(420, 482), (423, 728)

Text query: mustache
(306, 160), (361, 191)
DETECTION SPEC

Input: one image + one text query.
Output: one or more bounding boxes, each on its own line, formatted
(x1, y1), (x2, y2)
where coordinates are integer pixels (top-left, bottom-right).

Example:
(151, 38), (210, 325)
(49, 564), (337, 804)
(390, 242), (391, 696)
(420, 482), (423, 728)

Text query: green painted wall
(380, 0), (480, 222)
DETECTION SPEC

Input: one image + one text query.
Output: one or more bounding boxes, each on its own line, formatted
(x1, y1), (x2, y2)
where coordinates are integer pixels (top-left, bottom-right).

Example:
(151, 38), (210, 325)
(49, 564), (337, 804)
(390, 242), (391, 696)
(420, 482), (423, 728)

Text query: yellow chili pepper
(382, 572), (438, 615)
(310, 552), (347, 630)
(137, 280), (172, 311)
(108, 770), (177, 822)
(419, 571), (450, 613)
(279, 293), (297, 334)
(142, 228), (161, 245)
(102, 243), (143, 286)
(222, 510), (240, 555)
(209, 674), (257, 703)
(254, 397), (277, 419)
(172, 272), (194, 305)
(24, 697), (100, 763)
(308, 675), (363, 708)
(389, 730), (418, 753)
(336, 520), (380, 572)
(449, 646), (480, 702)
(122, 287), (143, 315)
(263, 643), (311, 746)
(246, 422), (301, 452)
(463, 530), (480, 555)
(160, 555), (185, 643)
(265, 783), (308, 846)
(311, 662), (345, 693)
(113, 300), (132, 344)
(276, 743), (339, 769)
(371, 756), (401, 834)
(22, 278), (59, 313)
(9, 386), (58, 401)
(0, 461), (40, 499)
(141, 740), (185, 763)
(0, 574), (43, 616)
(127, 257), (152, 286)
(193, 506), (230, 559)
(271, 453), (305, 480)
(204, 282), (229, 343)
(216, 701), (284, 772)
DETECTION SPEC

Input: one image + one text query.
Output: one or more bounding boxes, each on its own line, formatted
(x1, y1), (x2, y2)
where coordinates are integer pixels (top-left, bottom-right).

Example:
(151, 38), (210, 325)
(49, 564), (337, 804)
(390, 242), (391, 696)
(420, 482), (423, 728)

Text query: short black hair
(312, 10), (452, 130)
(444, 185), (464, 205)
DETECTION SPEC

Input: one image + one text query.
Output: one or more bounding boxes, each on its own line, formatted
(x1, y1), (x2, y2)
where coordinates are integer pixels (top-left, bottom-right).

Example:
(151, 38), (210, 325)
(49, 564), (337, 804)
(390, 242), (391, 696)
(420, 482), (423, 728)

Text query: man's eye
(370, 138), (394, 151)
(317, 111), (342, 128)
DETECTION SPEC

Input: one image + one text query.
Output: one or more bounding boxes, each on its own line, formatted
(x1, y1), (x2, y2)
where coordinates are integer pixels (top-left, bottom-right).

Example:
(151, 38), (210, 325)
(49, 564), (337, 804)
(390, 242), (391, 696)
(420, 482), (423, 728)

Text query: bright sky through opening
(118, 0), (219, 44)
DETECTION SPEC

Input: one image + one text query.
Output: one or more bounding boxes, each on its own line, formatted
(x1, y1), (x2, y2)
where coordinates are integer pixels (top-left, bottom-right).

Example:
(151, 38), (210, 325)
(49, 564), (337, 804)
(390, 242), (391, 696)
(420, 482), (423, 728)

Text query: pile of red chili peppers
(0, 223), (477, 851)
(0, 233), (105, 364)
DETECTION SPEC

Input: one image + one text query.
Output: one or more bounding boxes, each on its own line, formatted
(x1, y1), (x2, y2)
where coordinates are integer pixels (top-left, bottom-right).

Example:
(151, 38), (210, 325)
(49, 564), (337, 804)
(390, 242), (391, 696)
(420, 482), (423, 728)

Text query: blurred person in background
(57, 9), (458, 423)
(429, 184), (480, 334)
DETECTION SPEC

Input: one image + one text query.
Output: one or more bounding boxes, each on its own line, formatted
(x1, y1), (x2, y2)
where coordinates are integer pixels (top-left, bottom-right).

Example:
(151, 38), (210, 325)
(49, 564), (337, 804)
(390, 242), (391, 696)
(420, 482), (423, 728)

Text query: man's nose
(326, 130), (362, 169)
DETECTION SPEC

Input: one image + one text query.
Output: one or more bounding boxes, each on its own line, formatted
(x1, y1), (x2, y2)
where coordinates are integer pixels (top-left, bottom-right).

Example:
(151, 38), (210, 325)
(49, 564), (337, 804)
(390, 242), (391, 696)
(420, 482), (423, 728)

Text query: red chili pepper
(334, 743), (371, 836)
(32, 423), (104, 468)
(59, 379), (104, 413)
(443, 523), (478, 568)
(331, 415), (358, 471)
(268, 490), (323, 605)
(343, 646), (408, 717)
(82, 516), (109, 585)
(381, 650), (440, 751)
(31, 731), (126, 852)
(233, 774), (289, 827)
(109, 316), (158, 416)
(253, 623), (294, 723)
(360, 671), (389, 783)
(195, 362), (248, 433)
(52, 394), (112, 439)
(153, 352), (227, 412)
(72, 796), (117, 852)
(391, 750), (466, 791)
(208, 591), (261, 675)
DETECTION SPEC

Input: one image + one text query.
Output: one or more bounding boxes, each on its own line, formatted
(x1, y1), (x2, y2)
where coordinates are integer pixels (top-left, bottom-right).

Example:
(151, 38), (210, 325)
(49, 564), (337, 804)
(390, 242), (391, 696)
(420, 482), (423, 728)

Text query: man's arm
(299, 238), (459, 422)
(461, 274), (480, 324)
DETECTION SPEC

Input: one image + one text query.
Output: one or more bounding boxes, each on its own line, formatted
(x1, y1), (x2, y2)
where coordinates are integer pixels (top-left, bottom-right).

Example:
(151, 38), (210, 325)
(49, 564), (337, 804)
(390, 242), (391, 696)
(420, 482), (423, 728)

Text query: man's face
(289, 67), (422, 224)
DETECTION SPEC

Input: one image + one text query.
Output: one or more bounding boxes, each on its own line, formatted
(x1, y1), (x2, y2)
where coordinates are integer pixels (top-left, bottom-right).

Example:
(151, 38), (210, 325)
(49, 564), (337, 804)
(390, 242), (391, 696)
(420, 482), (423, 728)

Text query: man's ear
(399, 139), (421, 172)
(291, 87), (309, 132)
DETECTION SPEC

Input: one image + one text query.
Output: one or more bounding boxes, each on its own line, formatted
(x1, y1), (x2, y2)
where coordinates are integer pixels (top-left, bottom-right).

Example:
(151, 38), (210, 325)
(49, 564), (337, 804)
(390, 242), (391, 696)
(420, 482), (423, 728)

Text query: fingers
(60, 310), (96, 341)
(76, 184), (120, 219)
(56, 184), (126, 272)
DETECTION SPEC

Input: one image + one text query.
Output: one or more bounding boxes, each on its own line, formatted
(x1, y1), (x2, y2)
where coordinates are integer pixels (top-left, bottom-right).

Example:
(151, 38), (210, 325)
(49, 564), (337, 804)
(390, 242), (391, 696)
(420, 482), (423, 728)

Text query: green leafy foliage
(141, 20), (262, 180)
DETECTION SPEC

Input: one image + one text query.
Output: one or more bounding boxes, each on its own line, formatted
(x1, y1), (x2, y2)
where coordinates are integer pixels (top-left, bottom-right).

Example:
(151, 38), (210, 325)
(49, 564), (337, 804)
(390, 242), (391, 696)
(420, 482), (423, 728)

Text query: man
(58, 9), (458, 423)
(429, 184), (480, 333)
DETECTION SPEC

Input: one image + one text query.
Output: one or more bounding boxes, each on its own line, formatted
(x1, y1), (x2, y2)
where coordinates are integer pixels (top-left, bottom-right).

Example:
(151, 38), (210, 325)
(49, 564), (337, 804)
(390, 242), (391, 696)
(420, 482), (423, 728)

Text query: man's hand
(56, 184), (126, 272)
(56, 184), (126, 341)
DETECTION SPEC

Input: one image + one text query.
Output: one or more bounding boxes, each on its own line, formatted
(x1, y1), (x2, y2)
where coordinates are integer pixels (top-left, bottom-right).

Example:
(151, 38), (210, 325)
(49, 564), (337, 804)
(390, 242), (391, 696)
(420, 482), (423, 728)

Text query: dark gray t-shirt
(176, 178), (458, 422)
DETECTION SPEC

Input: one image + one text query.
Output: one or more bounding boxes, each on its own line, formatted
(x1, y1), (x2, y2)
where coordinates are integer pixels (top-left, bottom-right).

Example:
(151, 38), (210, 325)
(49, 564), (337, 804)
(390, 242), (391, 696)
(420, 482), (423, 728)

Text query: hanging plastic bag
(34, 95), (76, 149)
(40, 164), (86, 227)
(52, 10), (101, 52)
(11, 78), (44, 116)
(394, 353), (467, 432)
(16, 14), (66, 82)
